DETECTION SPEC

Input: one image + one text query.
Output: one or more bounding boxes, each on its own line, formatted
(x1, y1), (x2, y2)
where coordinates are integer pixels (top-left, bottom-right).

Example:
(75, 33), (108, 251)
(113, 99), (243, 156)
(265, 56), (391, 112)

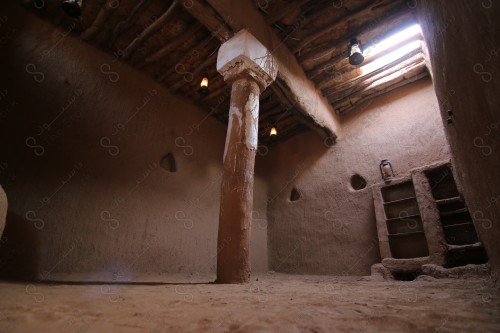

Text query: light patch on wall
(361, 40), (422, 75)
(364, 24), (422, 59)
(361, 24), (423, 75)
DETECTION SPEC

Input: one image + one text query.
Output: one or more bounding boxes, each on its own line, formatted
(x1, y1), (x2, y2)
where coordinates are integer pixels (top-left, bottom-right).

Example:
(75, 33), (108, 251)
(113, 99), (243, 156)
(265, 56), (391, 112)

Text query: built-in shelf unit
(372, 161), (488, 276)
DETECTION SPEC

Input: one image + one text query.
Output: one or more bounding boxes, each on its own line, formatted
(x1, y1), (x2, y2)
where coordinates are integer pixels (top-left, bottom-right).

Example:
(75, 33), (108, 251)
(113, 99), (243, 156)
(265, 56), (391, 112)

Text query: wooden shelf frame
(383, 196), (417, 205)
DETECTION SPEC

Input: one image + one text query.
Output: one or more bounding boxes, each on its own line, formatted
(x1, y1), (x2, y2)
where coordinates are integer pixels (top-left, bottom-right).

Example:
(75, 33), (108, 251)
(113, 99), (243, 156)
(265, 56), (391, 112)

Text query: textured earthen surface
(0, 5), (268, 282)
(258, 79), (451, 275)
(0, 273), (498, 332)
(381, 257), (431, 273)
(417, 0), (500, 270)
(421, 263), (493, 279)
(370, 263), (394, 281)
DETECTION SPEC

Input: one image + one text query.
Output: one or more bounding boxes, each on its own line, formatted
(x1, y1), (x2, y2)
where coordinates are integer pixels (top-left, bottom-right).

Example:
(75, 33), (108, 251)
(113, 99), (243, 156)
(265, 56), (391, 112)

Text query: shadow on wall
(0, 211), (42, 281)
(256, 126), (328, 181)
(0, 2), (246, 281)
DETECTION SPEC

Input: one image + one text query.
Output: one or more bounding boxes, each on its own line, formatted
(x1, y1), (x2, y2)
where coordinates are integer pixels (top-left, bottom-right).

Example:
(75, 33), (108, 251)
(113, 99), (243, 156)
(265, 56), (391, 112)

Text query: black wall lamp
(61, 0), (83, 18)
(348, 38), (364, 66)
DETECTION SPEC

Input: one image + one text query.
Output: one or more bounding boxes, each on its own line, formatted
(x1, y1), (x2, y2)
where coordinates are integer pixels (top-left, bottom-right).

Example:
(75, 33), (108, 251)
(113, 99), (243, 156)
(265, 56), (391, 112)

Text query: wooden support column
(216, 30), (277, 283)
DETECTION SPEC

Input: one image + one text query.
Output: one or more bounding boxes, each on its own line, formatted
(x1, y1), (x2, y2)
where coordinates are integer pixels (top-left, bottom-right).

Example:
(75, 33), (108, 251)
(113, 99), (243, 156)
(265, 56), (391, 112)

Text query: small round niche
(160, 153), (177, 173)
(350, 174), (367, 191)
(290, 188), (301, 202)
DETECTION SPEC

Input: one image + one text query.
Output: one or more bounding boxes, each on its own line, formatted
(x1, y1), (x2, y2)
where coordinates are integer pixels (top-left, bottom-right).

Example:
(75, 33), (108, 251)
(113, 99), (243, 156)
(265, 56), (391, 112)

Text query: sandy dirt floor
(0, 273), (499, 333)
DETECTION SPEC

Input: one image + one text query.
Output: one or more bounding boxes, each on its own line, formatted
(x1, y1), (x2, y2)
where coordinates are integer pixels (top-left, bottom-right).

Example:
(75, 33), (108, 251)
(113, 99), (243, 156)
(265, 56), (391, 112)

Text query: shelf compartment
(446, 242), (483, 252)
(436, 196), (462, 205)
(440, 208), (468, 217)
(384, 198), (420, 219)
(386, 214), (421, 222)
(381, 181), (416, 203)
(445, 246), (488, 268)
(388, 232), (429, 259)
(386, 216), (424, 235)
(388, 231), (425, 237)
(437, 201), (466, 214)
(425, 165), (460, 200)
(440, 211), (472, 226)
(443, 223), (479, 245)
(383, 196), (417, 205)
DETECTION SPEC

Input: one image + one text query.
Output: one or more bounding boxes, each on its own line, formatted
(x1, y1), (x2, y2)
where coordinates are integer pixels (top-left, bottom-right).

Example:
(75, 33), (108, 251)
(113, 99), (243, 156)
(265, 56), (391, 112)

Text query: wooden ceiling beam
(329, 63), (428, 114)
(330, 54), (425, 104)
(268, 0), (340, 48)
(266, 0), (311, 24)
(258, 117), (302, 141)
(156, 37), (218, 85)
(261, 124), (309, 146)
(323, 50), (424, 99)
(139, 23), (205, 67)
(259, 114), (299, 134)
(121, 0), (178, 61)
(107, 0), (153, 47)
(260, 99), (281, 112)
(269, 81), (330, 138)
(333, 62), (427, 107)
(259, 107), (294, 125)
(173, 0), (232, 42)
(292, 0), (393, 54)
(200, 84), (231, 104)
(81, 0), (118, 41)
(258, 88), (274, 104)
(168, 51), (219, 93)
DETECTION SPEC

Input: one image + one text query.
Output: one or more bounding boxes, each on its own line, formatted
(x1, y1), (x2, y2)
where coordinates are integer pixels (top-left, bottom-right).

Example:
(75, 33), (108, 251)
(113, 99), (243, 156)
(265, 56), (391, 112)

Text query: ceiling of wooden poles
(24, 0), (427, 145)
(255, 0), (428, 115)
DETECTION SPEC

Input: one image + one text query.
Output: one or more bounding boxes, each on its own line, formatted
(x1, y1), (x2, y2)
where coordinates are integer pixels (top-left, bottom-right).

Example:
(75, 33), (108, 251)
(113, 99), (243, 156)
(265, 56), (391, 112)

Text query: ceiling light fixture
(198, 72), (209, 95)
(269, 125), (278, 137)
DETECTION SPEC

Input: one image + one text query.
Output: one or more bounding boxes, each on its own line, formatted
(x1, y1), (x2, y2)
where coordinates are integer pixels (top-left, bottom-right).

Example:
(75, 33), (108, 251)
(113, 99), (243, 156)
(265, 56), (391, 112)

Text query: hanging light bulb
(348, 38), (364, 66)
(61, 0), (83, 18)
(198, 72), (209, 95)
(270, 125), (278, 137)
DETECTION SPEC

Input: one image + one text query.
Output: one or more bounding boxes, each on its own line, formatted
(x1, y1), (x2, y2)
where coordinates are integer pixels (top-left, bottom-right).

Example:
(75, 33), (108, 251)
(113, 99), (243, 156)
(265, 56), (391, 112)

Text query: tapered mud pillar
(216, 30), (277, 283)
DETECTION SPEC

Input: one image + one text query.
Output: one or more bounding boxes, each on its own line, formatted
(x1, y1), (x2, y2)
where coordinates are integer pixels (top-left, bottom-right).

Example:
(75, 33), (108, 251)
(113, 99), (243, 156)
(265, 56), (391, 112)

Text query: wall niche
(290, 188), (301, 202)
(160, 153), (177, 173)
(350, 174), (367, 191)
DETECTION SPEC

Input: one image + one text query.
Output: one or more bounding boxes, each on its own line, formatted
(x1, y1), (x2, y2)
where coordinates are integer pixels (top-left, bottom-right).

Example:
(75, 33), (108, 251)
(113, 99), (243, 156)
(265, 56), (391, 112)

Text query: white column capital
(217, 29), (278, 91)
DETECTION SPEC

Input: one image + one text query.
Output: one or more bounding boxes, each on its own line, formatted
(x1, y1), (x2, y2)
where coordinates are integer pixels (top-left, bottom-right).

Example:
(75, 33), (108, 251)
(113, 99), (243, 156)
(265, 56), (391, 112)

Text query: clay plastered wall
(417, 0), (500, 271)
(259, 79), (450, 275)
(0, 5), (267, 281)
